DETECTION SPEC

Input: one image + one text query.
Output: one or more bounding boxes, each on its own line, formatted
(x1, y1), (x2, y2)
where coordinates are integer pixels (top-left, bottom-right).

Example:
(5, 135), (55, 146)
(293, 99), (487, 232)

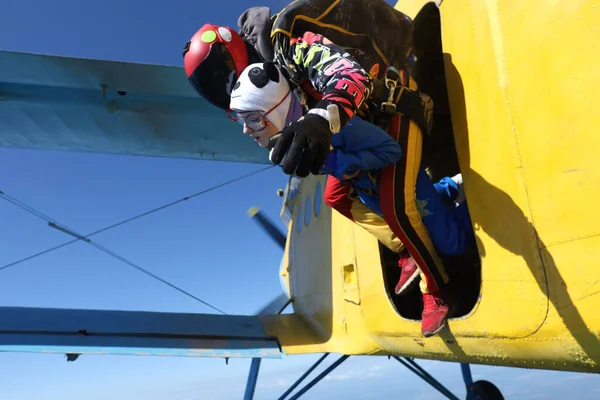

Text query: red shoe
(421, 291), (453, 337)
(395, 255), (420, 295)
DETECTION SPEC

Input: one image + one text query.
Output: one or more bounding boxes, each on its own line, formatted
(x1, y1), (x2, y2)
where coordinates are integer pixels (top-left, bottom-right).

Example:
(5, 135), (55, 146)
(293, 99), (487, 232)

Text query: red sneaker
(421, 291), (453, 337)
(395, 255), (420, 295)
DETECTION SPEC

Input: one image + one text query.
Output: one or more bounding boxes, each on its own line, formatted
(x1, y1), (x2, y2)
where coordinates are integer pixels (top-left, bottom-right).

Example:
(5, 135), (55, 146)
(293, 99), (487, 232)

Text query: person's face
(242, 120), (279, 147)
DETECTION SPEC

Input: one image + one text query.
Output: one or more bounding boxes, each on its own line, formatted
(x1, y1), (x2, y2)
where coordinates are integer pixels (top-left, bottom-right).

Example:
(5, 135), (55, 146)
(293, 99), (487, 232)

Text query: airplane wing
(0, 294), (290, 359)
(0, 306), (282, 359)
(0, 50), (268, 164)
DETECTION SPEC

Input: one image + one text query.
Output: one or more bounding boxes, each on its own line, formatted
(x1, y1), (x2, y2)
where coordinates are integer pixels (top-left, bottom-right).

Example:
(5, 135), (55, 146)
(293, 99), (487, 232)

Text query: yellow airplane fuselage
(261, 0), (600, 374)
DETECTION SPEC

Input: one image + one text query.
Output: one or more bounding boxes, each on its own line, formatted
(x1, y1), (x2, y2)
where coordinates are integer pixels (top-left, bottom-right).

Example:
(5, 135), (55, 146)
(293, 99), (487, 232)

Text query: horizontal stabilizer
(0, 50), (267, 164)
(0, 307), (281, 358)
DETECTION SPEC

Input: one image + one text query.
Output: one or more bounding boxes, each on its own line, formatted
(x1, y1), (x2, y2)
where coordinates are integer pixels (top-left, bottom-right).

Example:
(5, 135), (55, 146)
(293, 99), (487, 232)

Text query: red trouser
(323, 176), (355, 221)
(324, 176), (404, 254)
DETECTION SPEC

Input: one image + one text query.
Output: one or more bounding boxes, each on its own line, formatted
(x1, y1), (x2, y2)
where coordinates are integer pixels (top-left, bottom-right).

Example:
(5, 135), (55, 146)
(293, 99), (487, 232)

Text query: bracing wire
(87, 241), (229, 315)
(0, 165), (274, 273)
(0, 164), (275, 313)
(0, 191), (228, 314)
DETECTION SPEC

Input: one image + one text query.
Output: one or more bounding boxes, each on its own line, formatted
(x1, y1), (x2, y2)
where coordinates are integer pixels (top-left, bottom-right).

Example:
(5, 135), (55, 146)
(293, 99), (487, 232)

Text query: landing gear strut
(243, 355), (505, 400)
(462, 363), (504, 400)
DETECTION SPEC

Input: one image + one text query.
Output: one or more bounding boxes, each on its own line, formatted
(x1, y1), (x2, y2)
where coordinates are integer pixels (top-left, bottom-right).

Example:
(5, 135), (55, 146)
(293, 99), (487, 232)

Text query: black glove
(269, 113), (332, 177)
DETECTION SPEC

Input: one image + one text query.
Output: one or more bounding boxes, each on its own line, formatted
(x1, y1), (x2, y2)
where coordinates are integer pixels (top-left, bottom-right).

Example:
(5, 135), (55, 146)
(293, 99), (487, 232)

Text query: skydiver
(182, 2), (430, 176)
(227, 59), (475, 338)
(181, 1), (463, 336)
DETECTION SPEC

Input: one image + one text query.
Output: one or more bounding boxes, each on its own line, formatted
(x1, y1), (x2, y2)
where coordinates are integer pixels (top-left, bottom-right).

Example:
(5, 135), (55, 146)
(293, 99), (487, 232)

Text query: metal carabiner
(380, 66), (400, 114)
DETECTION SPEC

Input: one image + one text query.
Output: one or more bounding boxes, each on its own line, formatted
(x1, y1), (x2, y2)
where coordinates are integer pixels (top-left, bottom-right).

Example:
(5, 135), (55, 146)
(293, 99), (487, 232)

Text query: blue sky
(1, 0), (599, 399)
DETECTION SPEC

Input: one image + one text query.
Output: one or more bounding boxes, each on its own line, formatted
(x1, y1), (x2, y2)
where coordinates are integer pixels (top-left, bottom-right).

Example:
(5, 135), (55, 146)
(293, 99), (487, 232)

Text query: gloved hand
(269, 113), (332, 177)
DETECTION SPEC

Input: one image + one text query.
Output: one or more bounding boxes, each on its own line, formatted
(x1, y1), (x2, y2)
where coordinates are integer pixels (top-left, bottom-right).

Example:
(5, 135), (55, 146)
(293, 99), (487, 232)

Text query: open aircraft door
(357, 1), (553, 343)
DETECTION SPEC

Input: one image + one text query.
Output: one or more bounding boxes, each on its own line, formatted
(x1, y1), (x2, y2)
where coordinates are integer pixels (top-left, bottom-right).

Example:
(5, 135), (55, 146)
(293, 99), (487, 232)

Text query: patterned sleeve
(286, 31), (373, 126)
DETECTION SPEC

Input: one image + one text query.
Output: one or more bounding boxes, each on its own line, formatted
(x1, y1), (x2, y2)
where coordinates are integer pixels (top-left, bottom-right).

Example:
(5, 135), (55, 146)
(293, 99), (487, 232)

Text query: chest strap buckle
(380, 66), (400, 114)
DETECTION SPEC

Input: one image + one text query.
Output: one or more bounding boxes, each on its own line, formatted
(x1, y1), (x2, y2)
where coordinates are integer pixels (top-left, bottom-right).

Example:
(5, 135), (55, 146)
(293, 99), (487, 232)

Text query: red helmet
(183, 24), (249, 110)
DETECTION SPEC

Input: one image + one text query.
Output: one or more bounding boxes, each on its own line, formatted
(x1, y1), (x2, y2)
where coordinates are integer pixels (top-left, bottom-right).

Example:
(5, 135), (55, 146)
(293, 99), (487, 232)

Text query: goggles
(233, 110), (270, 131)
(227, 88), (291, 131)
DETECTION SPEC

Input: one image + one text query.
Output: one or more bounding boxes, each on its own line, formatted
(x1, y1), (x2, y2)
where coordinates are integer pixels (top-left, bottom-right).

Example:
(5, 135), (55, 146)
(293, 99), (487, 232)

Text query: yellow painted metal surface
(436, 0), (600, 369)
(262, 175), (382, 355)
(262, 0), (600, 374)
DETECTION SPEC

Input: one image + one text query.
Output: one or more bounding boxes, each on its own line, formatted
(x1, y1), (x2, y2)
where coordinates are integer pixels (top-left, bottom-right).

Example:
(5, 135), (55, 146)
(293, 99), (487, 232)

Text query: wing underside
(0, 50), (268, 164)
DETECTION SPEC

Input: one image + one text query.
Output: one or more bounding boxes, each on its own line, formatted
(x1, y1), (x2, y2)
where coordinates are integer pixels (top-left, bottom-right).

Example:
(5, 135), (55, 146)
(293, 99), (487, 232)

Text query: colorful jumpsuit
(277, 32), (474, 294)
